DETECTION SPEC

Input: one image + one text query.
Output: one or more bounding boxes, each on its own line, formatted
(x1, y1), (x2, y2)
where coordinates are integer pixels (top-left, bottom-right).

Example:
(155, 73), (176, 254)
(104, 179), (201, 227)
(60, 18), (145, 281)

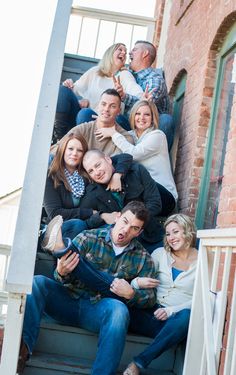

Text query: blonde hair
(129, 100), (159, 131)
(163, 213), (197, 252)
(98, 43), (126, 77)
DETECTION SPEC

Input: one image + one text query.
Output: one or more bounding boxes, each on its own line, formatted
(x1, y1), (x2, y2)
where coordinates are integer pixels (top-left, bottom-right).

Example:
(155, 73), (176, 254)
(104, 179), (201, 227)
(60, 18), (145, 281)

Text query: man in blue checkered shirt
(114, 40), (174, 151)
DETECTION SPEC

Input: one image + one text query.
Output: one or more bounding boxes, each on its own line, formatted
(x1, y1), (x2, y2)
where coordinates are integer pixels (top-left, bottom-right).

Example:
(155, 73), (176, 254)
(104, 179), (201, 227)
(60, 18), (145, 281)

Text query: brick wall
(153, 0), (165, 48)
(158, 1), (236, 372)
(161, 0), (236, 218)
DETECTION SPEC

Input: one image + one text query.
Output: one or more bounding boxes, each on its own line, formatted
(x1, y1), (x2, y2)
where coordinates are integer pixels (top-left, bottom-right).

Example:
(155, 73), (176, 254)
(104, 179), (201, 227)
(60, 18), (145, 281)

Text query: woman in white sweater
(95, 99), (178, 216)
(124, 213), (198, 375)
(62, 43), (143, 130)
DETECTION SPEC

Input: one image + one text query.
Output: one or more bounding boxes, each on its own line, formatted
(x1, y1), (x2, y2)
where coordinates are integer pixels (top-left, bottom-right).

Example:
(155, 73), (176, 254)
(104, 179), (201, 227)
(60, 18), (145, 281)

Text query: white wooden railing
(0, 1), (72, 374)
(0, 245), (11, 324)
(183, 228), (236, 375)
(65, 4), (156, 59)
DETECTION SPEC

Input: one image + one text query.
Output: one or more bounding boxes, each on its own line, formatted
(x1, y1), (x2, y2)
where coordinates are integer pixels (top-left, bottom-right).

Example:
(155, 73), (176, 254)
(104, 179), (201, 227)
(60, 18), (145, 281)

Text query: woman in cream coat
(62, 43), (143, 129)
(123, 213), (198, 375)
(95, 99), (178, 216)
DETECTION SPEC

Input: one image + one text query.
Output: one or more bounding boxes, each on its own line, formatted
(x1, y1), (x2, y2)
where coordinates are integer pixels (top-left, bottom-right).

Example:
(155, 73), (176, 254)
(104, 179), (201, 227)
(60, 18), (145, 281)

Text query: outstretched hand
(79, 98), (90, 108)
(100, 212), (119, 224)
(136, 277), (159, 289)
(142, 84), (155, 101)
(112, 74), (125, 99)
(57, 251), (79, 277)
(63, 78), (74, 89)
(95, 126), (116, 141)
(106, 173), (122, 192)
(110, 278), (135, 299)
(153, 307), (168, 321)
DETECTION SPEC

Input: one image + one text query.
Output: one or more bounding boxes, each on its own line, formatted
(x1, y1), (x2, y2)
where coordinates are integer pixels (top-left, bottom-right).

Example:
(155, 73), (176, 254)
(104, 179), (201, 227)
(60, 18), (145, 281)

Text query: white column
(0, 1), (72, 374)
(156, 0), (173, 68)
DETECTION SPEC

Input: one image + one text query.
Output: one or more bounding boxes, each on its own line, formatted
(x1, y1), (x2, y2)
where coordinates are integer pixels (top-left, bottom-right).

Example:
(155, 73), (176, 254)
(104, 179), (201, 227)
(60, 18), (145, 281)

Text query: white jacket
(151, 247), (197, 316)
(112, 128), (178, 200)
(73, 66), (143, 114)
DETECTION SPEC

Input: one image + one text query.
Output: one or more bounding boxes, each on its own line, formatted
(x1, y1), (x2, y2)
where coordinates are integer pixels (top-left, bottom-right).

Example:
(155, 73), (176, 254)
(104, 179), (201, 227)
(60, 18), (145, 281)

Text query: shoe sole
(41, 215), (63, 251)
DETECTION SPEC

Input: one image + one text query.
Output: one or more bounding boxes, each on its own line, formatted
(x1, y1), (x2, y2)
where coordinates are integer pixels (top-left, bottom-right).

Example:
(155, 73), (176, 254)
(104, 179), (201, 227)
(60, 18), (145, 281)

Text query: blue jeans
(62, 218), (88, 240)
(23, 275), (130, 375)
(159, 114), (175, 152)
(52, 238), (124, 300)
(76, 108), (131, 130)
(56, 85), (81, 126)
(40, 219), (88, 249)
(128, 307), (190, 369)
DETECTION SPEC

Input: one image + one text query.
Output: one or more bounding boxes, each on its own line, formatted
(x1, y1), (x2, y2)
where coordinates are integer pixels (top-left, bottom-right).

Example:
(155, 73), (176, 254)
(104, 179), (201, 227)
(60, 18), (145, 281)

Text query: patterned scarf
(64, 169), (85, 199)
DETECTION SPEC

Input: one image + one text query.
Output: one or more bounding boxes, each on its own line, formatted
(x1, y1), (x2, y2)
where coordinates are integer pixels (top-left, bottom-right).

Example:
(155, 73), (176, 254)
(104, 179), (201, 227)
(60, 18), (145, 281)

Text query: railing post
(183, 228), (236, 375)
(0, 1), (72, 374)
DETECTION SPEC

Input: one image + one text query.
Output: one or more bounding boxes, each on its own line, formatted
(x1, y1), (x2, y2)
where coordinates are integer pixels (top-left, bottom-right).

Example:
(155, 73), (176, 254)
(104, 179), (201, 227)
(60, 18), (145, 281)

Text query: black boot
(52, 112), (72, 144)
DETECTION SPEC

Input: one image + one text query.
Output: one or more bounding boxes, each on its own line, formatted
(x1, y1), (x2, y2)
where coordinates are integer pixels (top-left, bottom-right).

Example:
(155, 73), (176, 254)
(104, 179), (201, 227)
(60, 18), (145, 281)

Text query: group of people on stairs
(16, 40), (198, 375)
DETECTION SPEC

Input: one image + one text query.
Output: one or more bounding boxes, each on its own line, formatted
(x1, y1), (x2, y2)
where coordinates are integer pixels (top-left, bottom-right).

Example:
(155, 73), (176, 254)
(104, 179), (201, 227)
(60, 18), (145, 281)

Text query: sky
(0, 0), (155, 197)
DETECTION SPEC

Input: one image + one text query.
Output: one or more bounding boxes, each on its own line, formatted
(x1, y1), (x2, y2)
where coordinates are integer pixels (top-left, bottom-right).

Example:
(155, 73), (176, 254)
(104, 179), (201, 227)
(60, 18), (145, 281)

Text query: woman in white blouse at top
(95, 99), (178, 217)
(62, 43), (144, 130)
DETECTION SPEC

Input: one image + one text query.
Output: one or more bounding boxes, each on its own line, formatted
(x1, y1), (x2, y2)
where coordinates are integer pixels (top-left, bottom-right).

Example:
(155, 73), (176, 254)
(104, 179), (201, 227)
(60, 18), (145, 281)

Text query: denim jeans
(76, 108), (131, 130)
(128, 306), (190, 369)
(23, 275), (130, 375)
(159, 114), (175, 152)
(56, 85), (81, 126)
(62, 218), (88, 240)
(39, 219), (88, 251)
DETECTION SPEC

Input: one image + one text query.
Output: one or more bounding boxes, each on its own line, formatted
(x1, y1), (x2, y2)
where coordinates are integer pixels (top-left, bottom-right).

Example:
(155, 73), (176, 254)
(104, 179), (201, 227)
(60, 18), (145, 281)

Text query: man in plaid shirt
(19, 201), (157, 375)
(114, 40), (174, 151)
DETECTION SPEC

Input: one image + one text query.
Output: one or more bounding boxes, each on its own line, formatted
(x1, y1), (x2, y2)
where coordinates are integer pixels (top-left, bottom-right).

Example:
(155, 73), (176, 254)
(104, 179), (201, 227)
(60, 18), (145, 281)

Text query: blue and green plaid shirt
(54, 226), (157, 308)
(123, 67), (171, 115)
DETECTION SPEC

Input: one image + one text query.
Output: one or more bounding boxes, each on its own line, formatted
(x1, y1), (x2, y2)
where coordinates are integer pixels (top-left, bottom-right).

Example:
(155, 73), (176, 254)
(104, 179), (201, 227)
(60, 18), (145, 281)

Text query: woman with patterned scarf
(41, 132), (132, 242)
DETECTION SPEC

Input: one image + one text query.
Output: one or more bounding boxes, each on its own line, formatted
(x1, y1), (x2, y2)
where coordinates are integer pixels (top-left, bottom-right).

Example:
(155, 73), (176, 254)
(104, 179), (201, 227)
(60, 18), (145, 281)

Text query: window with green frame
(196, 23), (236, 229)
(171, 72), (187, 171)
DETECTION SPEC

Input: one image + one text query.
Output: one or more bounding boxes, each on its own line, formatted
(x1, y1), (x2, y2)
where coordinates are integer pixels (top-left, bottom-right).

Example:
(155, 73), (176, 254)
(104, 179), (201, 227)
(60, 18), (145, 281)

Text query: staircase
(23, 319), (184, 375)
(61, 53), (98, 83)
(22, 252), (185, 375)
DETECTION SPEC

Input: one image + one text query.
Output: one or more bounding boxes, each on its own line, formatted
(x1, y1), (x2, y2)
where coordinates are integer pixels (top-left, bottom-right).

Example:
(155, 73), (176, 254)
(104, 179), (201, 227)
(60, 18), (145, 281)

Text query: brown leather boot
(17, 340), (29, 374)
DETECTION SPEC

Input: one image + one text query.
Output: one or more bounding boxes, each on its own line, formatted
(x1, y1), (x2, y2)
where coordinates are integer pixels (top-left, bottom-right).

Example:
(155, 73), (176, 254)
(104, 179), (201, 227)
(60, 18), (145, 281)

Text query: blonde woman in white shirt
(95, 99), (178, 217)
(53, 43), (144, 142)
(123, 213), (198, 375)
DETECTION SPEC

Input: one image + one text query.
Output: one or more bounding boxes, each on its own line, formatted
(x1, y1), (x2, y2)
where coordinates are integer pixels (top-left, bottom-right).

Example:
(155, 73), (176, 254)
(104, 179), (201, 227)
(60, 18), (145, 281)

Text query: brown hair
(121, 201), (149, 227)
(48, 133), (88, 190)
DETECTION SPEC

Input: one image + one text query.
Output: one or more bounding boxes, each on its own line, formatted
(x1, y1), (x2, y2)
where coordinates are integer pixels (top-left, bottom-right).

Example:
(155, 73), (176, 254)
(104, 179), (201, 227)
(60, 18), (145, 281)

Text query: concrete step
(31, 320), (184, 374)
(24, 351), (173, 375)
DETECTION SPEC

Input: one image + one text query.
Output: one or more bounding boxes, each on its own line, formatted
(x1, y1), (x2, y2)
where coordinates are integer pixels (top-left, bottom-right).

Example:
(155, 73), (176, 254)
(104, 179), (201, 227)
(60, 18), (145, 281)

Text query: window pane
(65, 14), (82, 54)
(204, 52), (236, 228)
(131, 25), (148, 49)
(73, 0), (156, 17)
(78, 17), (99, 57)
(114, 23), (133, 63)
(95, 20), (116, 59)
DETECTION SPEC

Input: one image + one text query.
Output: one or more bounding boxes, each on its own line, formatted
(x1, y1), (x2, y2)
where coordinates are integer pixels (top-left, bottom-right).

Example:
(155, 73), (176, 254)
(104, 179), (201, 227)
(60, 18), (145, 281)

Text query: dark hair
(121, 201), (149, 227)
(135, 40), (157, 65)
(49, 132), (88, 190)
(101, 88), (121, 102)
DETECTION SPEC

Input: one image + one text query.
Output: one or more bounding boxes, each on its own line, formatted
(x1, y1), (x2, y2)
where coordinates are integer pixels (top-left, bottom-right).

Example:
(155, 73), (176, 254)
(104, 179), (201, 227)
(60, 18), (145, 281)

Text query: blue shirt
(172, 267), (183, 281)
(123, 67), (171, 115)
